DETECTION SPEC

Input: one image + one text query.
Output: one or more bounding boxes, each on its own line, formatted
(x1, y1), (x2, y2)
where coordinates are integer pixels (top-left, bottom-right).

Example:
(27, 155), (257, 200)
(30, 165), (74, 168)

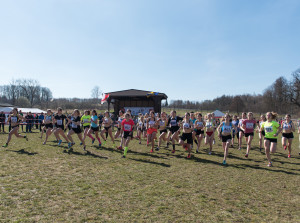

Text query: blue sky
(0, 0), (299, 101)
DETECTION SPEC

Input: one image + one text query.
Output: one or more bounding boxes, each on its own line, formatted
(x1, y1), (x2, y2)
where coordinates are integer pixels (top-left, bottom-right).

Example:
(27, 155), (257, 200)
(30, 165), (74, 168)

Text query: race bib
(197, 121), (203, 127)
(83, 119), (88, 123)
(11, 117), (18, 123)
(149, 121), (155, 126)
(124, 124), (131, 131)
(246, 123), (254, 129)
(170, 120), (177, 126)
(223, 126), (231, 133)
(183, 123), (190, 128)
(265, 126), (273, 133)
(160, 120), (165, 126)
(57, 120), (63, 125)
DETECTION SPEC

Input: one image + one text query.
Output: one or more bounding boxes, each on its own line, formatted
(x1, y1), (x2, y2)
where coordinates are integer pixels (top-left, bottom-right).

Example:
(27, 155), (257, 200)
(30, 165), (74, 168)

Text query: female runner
(100, 111), (115, 146)
(217, 114), (236, 165)
(242, 112), (256, 158)
(2, 108), (28, 147)
(81, 110), (95, 144)
(147, 111), (159, 153)
(136, 114), (145, 144)
(43, 109), (54, 145)
(257, 115), (267, 151)
(53, 107), (70, 146)
(194, 112), (205, 153)
(178, 112), (193, 158)
(122, 113), (135, 158)
(231, 115), (239, 148)
(115, 110), (125, 150)
(167, 111), (183, 153)
(156, 112), (168, 151)
(87, 110), (102, 147)
(260, 112), (282, 167)
(65, 109), (86, 151)
(238, 112), (247, 150)
(281, 114), (295, 158)
(205, 113), (216, 155)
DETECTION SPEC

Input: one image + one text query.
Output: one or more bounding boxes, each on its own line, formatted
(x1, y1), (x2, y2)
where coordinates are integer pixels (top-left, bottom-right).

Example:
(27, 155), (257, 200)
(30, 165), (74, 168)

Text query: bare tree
(91, 86), (101, 99)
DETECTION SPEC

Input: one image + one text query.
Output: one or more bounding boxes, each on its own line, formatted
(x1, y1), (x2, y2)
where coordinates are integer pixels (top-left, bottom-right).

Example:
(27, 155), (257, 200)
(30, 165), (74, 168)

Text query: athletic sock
(194, 139), (198, 145)
(88, 135), (95, 140)
(124, 147), (129, 156)
(173, 144), (175, 150)
(97, 138), (101, 144)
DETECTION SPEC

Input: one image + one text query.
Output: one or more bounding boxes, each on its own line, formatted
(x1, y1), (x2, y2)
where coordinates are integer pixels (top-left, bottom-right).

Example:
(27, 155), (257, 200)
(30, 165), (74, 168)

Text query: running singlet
(159, 119), (166, 127)
(71, 116), (81, 129)
(168, 116), (182, 127)
(183, 122), (190, 129)
(91, 115), (99, 128)
(196, 121), (203, 128)
(242, 120), (256, 133)
(55, 114), (66, 127)
(11, 116), (19, 124)
(81, 115), (91, 127)
(148, 119), (156, 128)
(221, 122), (232, 134)
(232, 120), (239, 127)
(45, 115), (52, 123)
(206, 121), (214, 128)
(122, 119), (135, 132)
(118, 117), (124, 125)
(261, 121), (279, 139)
(282, 121), (292, 131)
(103, 118), (109, 125)
(190, 118), (196, 124)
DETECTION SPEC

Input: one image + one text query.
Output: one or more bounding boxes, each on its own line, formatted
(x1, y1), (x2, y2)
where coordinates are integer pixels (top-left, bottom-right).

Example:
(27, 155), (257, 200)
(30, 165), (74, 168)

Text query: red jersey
(121, 119), (135, 132)
(242, 119), (256, 133)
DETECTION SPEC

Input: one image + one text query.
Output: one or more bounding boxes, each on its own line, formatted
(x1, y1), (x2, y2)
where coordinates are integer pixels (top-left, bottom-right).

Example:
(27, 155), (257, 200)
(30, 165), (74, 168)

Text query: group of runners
(1, 108), (299, 167)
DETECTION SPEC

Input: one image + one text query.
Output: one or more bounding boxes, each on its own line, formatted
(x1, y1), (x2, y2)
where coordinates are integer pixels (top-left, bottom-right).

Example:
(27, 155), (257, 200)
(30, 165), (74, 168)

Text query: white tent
(0, 107), (46, 114)
(213, 110), (225, 118)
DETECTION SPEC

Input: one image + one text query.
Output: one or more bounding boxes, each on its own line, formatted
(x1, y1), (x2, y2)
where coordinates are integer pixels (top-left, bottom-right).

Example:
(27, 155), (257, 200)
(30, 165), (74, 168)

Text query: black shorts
(45, 123), (53, 129)
(72, 128), (82, 134)
(261, 130), (265, 136)
(55, 125), (65, 130)
(160, 129), (167, 134)
(180, 133), (193, 144)
(240, 130), (245, 135)
(245, 132), (254, 137)
(195, 129), (204, 135)
(264, 137), (277, 143)
(170, 126), (180, 134)
(222, 134), (232, 142)
(282, 132), (294, 139)
(123, 131), (132, 139)
(91, 126), (99, 132)
(83, 125), (90, 129)
(118, 127), (121, 131)
(104, 126), (111, 132)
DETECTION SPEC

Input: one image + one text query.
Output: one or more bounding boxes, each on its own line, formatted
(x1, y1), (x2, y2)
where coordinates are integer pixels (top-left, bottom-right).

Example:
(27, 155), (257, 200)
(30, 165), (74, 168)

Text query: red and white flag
(101, 93), (109, 104)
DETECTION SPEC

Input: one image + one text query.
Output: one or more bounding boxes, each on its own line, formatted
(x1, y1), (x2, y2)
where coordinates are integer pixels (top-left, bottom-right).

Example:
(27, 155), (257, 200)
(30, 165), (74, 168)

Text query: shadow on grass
(66, 150), (108, 159)
(129, 157), (171, 167)
(7, 149), (38, 156)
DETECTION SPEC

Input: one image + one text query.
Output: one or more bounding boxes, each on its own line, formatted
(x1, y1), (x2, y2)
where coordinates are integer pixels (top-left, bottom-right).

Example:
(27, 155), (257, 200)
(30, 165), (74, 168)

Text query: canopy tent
(213, 110), (225, 118)
(0, 107), (46, 115)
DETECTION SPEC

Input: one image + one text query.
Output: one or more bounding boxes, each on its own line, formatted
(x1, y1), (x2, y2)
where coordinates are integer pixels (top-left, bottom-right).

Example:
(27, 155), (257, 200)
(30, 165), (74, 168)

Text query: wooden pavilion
(105, 89), (168, 115)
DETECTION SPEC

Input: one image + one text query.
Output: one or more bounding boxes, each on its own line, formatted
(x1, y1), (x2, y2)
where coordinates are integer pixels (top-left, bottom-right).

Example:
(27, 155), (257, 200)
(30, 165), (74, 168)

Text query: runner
(146, 111), (159, 153)
(281, 114), (295, 158)
(65, 109), (86, 152)
(43, 109), (54, 145)
(258, 115), (267, 151)
(217, 114), (236, 165)
(178, 112), (193, 158)
(156, 112), (168, 151)
(81, 110), (95, 144)
(260, 112), (282, 167)
(121, 113), (135, 158)
(238, 112), (247, 150)
(242, 112), (256, 158)
(100, 111), (115, 146)
(115, 110), (125, 150)
(194, 112), (205, 153)
(53, 107), (70, 146)
(166, 110), (183, 153)
(205, 113), (216, 155)
(87, 110), (102, 147)
(231, 115), (239, 148)
(136, 114), (145, 144)
(2, 108), (28, 147)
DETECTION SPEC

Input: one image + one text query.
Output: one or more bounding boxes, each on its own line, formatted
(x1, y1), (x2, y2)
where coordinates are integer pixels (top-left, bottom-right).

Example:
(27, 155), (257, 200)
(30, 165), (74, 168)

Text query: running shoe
(187, 153), (191, 159)
(58, 140), (62, 146)
(267, 162), (272, 167)
(150, 149), (153, 153)
(245, 153), (248, 158)
(238, 147), (242, 150)
(24, 135), (28, 141)
(155, 147), (160, 151)
(80, 142), (83, 145)
(92, 139), (95, 144)
(99, 143), (101, 148)
(83, 146), (86, 151)
(284, 146), (287, 150)
(68, 142), (72, 148)
(259, 147), (262, 152)
(288, 154), (291, 158)
(171, 149), (175, 153)
(139, 142), (141, 144)
(2, 143), (8, 148)
(122, 155), (126, 158)
(208, 151), (212, 155)
(102, 140), (106, 145)
(222, 160), (227, 165)
(196, 150), (199, 153)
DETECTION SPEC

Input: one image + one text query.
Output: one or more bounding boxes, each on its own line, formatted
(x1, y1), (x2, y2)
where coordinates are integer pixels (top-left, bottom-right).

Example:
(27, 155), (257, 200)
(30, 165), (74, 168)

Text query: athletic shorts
(123, 131), (132, 139)
(147, 127), (157, 135)
(221, 134), (232, 142)
(138, 127), (146, 132)
(118, 127), (121, 131)
(170, 126), (179, 134)
(45, 123), (53, 129)
(55, 125), (65, 130)
(264, 137), (277, 143)
(282, 132), (294, 139)
(245, 132), (254, 137)
(240, 130), (245, 134)
(206, 131), (213, 137)
(91, 126), (99, 132)
(160, 129), (167, 134)
(72, 128), (82, 134)
(83, 125), (90, 129)
(104, 126), (111, 132)
(180, 133), (193, 144)
(195, 129), (204, 135)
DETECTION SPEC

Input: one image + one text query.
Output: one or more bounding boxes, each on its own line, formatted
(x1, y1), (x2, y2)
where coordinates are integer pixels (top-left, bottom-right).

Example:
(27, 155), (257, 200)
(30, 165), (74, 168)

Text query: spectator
(19, 110), (24, 132)
(0, 111), (5, 133)
(38, 112), (45, 132)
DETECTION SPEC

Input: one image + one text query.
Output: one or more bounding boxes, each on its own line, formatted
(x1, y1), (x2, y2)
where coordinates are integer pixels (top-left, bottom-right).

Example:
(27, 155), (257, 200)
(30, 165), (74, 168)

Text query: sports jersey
(221, 122), (232, 134)
(91, 115), (99, 128)
(71, 116), (81, 129)
(242, 119), (256, 133)
(81, 115), (91, 127)
(261, 121), (279, 139)
(54, 114), (67, 127)
(122, 119), (135, 132)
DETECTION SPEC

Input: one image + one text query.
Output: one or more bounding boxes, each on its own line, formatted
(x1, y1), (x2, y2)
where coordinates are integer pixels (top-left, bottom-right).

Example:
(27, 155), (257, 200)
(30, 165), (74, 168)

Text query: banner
(124, 107), (154, 116)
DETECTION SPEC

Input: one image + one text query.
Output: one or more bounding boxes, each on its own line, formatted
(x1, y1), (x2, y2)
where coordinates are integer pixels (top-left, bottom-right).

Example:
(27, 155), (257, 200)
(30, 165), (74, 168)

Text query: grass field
(0, 126), (299, 222)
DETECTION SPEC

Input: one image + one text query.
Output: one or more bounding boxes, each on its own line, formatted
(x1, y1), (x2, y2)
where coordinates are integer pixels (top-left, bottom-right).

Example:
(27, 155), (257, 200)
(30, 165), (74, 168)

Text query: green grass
(0, 126), (299, 222)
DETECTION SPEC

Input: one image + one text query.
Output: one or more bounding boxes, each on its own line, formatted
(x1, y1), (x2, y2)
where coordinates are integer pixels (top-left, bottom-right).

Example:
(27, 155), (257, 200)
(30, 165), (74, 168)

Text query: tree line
(167, 68), (300, 115)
